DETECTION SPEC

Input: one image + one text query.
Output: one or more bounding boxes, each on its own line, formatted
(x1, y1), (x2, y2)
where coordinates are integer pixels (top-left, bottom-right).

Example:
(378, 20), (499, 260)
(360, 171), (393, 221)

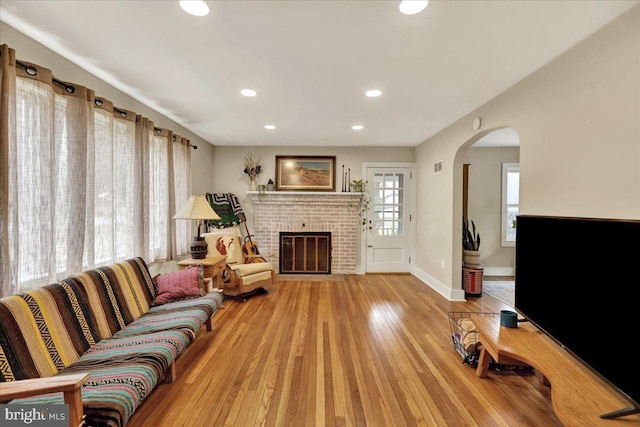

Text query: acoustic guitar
(241, 221), (260, 256)
(243, 235), (260, 256)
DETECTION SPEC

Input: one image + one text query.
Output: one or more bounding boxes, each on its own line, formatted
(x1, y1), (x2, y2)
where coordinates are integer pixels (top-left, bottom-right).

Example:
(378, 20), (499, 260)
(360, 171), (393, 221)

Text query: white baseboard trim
(413, 267), (466, 302)
(484, 267), (515, 276)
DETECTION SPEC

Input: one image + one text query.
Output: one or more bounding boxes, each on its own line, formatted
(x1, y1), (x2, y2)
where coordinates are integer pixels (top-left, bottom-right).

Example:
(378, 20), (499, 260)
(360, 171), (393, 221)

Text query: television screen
(515, 215), (640, 416)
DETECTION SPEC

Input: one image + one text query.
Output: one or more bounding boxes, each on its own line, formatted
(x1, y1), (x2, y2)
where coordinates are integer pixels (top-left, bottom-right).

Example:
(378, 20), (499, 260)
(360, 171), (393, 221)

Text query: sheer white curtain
(11, 68), (58, 291)
(92, 103), (138, 266)
(112, 110), (137, 262)
(52, 82), (93, 276)
(148, 128), (171, 263)
(92, 105), (115, 265)
(1, 44), (193, 297)
(3, 61), (96, 292)
(172, 135), (191, 257)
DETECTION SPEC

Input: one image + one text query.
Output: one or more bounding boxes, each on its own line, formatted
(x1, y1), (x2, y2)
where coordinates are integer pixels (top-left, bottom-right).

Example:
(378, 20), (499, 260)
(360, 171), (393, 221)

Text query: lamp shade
(173, 195), (221, 220)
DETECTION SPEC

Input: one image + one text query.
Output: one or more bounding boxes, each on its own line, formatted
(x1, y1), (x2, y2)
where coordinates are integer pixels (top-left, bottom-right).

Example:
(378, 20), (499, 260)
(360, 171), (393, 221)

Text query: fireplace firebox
(279, 232), (331, 274)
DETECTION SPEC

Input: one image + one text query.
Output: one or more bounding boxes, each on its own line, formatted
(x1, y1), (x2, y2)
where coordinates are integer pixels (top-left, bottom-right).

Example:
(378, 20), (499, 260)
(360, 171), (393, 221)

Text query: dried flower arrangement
(243, 151), (262, 181)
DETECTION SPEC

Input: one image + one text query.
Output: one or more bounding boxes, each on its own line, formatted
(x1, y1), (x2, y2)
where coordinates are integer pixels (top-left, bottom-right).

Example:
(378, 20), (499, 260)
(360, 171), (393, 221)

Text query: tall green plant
(463, 217), (481, 251)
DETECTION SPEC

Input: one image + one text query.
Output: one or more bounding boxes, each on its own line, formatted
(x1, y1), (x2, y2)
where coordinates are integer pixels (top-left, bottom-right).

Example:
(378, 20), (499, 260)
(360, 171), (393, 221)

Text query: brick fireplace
(248, 192), (362, 274)
(279, 231), (331, 274)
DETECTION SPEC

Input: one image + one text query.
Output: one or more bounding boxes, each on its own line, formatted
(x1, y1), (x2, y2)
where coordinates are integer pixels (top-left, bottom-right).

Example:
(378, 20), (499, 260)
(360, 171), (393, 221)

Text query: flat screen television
(515, 214), (640, 419)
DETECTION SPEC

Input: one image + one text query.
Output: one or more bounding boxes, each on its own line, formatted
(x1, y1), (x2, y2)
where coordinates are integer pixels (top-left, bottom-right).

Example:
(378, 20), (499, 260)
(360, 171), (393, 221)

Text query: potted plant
(349, 180), (370, 230)
(349, 179), (366, 192)
(463, 217), (481, 265)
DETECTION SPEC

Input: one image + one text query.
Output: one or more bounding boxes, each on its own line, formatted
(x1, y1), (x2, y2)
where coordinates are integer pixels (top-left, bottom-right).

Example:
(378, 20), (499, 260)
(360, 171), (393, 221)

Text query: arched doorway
(455, 127), (520, 304)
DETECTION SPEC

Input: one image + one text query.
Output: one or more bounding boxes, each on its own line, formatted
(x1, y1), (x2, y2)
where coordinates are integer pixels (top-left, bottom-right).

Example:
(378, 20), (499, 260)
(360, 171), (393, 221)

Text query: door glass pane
(373, 188), (384, 204)
(372, 172), (404, 237)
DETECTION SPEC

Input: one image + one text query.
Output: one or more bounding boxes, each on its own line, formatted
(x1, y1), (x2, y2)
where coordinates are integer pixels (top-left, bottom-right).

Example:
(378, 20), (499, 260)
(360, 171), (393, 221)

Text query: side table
(177, 254), (226, 292)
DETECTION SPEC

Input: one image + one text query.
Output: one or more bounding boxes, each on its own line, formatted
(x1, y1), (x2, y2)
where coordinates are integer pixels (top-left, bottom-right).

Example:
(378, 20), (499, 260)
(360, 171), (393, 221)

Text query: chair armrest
(245, 254), (273, 259)
(0, 373), (89, 427)
(0, 373), (89, 401)
(244, 254), (272, 264)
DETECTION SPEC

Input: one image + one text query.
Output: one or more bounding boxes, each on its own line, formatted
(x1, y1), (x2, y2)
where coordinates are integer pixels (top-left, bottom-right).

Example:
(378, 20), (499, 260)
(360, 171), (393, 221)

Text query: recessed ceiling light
(179, 1), (209, 17)
(365, 89), (382, 98)
(352, 125), (364, 130)
(264, 125), (276, 130)
(399, 0), (429, 15)
(240, 89), (257, 97)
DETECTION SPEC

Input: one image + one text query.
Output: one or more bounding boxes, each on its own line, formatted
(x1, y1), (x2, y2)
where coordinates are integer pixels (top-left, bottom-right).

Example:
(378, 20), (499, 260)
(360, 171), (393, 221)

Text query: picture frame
(275, 155), (336, 191)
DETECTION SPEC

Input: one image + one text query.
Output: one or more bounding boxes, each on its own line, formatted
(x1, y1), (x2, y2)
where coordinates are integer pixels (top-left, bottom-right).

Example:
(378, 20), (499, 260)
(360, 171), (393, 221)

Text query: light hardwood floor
(127, 274), (561, 427)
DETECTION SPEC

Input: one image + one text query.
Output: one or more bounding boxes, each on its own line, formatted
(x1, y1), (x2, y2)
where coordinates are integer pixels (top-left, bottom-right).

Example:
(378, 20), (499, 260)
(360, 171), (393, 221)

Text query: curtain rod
(0, 50), (72, 92)
(4, 51), (198, 150)
(9, 56), (129, 119)
(14, 58), (76, 93)
(154, 127), (198, 150)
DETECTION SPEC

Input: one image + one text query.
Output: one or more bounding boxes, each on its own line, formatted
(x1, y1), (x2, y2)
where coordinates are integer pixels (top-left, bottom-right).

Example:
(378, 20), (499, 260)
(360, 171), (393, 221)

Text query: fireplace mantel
(248, 191), (362, 274)
(247, 191), (362, 200)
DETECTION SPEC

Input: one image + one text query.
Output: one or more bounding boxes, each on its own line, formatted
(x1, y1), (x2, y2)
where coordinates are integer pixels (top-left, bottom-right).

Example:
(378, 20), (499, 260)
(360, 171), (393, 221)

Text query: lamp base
(190, 236), (208, 259)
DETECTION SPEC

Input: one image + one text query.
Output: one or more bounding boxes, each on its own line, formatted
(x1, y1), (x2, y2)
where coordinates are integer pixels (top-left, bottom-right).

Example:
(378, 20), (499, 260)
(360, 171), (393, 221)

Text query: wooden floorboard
(127, 274), (561, 426)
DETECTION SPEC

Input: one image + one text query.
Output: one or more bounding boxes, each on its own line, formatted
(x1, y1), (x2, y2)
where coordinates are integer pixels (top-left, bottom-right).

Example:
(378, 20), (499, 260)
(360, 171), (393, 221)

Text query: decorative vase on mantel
(250, 180), (258, 191)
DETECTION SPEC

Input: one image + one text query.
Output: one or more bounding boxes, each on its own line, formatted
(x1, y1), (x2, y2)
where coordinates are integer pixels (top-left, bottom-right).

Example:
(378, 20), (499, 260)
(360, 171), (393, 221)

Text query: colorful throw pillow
(151, 265), (204, 306)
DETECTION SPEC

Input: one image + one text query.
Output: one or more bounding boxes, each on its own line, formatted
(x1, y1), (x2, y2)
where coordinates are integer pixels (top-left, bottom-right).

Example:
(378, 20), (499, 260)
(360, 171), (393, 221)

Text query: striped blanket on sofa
(0, 258), (224, 427)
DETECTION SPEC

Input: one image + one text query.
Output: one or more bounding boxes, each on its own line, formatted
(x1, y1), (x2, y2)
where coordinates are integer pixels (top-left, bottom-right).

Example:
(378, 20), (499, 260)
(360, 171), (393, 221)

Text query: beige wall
(209, 145), (415, 228)
(209, 146), (415, 272)
(464, 146), (520, 273)
(415, 6), (640, 300)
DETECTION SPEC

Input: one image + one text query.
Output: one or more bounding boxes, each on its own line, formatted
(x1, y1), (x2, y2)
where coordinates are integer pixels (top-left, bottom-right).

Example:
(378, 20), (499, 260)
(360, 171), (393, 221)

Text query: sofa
(0, 257), (224, 427)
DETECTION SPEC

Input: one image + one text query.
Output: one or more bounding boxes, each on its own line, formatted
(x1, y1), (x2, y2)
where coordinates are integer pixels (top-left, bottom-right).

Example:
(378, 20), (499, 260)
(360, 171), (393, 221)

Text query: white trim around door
(359, 162), (416, 274)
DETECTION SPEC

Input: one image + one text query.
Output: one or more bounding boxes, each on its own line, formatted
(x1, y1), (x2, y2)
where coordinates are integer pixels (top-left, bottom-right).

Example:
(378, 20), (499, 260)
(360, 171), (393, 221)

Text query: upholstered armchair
(202, 227), (275, 301)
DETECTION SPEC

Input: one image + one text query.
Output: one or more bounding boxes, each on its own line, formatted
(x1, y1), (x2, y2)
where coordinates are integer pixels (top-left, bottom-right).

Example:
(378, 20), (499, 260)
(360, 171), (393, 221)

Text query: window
(502, 163), (520, 247)
(371, 173), (405, 236)
(1, 45), (192, 297)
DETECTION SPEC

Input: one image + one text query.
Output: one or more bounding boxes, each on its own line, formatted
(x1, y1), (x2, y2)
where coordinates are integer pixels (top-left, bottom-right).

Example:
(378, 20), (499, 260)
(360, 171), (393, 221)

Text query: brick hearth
(247, 192), (362, 274)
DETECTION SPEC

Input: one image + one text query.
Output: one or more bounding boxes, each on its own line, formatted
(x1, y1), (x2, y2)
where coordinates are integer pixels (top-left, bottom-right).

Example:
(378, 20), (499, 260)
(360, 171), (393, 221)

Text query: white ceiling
(1, 1), (637, 147)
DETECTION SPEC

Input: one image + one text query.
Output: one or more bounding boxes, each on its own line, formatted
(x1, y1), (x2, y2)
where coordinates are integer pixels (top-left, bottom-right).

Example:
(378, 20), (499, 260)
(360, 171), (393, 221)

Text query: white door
(365, 167), (412, 272)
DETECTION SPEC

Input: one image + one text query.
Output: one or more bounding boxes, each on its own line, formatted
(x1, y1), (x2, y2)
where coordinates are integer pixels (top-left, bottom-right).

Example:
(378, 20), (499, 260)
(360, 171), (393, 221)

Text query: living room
(1, 1), (639, 426)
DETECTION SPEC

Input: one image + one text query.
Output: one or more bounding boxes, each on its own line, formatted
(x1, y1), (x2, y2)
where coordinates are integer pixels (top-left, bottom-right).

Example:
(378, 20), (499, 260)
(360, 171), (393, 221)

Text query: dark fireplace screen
(279, 232), (331, 274)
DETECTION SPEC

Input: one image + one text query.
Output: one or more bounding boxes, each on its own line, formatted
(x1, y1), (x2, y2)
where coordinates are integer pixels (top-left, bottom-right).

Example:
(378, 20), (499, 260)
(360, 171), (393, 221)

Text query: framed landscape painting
(275, 155), (336, 191)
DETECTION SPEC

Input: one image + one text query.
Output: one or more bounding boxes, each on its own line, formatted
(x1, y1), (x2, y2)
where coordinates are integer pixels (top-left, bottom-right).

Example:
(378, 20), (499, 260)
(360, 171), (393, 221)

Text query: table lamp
(173, 195), (221, 259)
